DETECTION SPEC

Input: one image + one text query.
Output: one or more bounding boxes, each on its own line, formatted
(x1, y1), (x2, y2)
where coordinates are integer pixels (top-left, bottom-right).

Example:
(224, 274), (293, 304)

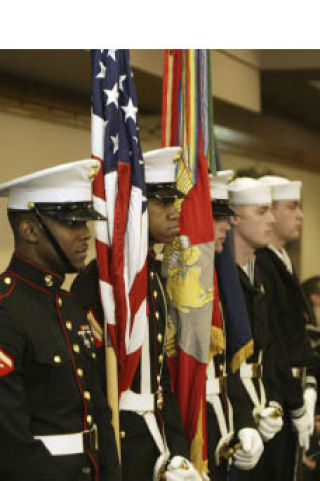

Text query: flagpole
(106, 337), (121, 462)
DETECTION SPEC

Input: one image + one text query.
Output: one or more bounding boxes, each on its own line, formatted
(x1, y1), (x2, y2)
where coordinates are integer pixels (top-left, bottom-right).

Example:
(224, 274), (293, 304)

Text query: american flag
(91, 49), (148, 394)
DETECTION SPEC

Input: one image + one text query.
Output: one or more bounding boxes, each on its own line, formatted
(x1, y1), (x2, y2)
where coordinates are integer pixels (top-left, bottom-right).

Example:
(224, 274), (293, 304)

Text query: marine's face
(213, 216), (230, 254)
(231, 204), (275, 249)
(271, 200), (303, 243)
(37, 216), (91, 273)
(148, 198), (180, 244)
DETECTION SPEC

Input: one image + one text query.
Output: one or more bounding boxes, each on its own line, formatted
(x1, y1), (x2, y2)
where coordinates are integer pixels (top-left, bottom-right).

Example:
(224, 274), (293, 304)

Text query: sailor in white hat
(228, 177), (275, 263)
(258, 175), (302, 267)
(206, 171), (265, 480)
(0, 158), (106, 273)
(0, 159), (120, 481)
(228, 177), (286, 481)
(256, 175), (319, 481)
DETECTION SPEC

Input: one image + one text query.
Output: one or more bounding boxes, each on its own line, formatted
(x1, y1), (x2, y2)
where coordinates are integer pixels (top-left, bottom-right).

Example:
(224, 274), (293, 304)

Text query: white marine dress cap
(144, 146), (186, 199)
(0, 158), (105, 221)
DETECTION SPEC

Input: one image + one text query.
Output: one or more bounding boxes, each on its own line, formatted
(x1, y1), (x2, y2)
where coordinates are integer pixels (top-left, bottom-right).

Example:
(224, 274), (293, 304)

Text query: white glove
(201, 472), (210, 481)
(164, 456), (201, 481)
(291, 410), (311, 450)
(258, 403), (283, 441)
(304, 387), (317, 436)
(233, 428), (264, 470)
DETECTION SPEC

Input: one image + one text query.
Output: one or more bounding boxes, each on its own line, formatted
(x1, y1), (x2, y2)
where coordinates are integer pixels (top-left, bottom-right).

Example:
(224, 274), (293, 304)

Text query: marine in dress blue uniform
(0, 159), (120, 481)
(72, 148), (203, 481)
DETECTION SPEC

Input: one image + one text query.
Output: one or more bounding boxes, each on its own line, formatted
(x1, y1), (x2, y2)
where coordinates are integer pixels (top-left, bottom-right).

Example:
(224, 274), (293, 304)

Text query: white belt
(120, 389), (154, 412)
(206, 360), (234, 466)
(239, 362), (262, 378)
(34, 424), (98, 456)
(120, 390), (168, 457)
(206, 378), (221, 395)
(120, 322), (170, 460)
(240, 354), (266, 415)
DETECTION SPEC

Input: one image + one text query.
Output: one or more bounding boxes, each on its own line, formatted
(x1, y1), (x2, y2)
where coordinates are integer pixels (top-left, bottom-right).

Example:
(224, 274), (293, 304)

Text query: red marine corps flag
(162, 49), (216, 474)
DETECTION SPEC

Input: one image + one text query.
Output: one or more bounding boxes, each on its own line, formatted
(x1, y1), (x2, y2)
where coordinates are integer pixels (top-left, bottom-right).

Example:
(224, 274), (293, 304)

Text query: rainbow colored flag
(162, 49), (221, 474)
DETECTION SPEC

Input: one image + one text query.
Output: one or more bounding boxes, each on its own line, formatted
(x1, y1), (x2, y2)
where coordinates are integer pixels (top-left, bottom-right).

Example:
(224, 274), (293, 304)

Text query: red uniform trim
(0, 348), (15, 377)
(87, 451), (99, 481)
(0, 277), (16, 301)
(6, 270), (53, 297)
(56, 297), (100, 478)
(13, 251), (64, 280)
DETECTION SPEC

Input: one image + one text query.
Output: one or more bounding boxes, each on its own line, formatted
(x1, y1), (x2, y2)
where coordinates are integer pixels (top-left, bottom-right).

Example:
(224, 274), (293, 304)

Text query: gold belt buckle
(251, 363), (261, 377)
(83, 425), (99, 453)
(220, 441), (242, 460)
(292, 367), (304, 378)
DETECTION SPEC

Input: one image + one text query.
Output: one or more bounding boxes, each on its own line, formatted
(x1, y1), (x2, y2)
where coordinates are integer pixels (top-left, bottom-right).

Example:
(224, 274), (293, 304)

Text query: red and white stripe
(91, 113), (148, 393)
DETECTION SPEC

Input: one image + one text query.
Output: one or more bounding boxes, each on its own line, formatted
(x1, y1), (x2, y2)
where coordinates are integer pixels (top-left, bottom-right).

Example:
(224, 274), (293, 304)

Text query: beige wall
(0, 111), (91, 284)
(130, 50), (261, 113)
(211, 51), (261, 113)
(0, 110), (319, 286)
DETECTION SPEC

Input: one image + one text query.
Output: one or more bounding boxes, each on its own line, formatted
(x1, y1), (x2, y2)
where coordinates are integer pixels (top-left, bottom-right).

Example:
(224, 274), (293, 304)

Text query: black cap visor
(34, 202), (106, 222)
(147, 183), (186, 200)
(212, 200), (235, 217)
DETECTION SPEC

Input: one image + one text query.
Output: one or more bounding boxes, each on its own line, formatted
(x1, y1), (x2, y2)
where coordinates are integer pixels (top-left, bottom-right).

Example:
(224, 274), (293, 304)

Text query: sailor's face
(231, 204), (275, 249)
(38, 216), (91, 273)
(213, 216), (230, 254)
(271, 200), (303, 243)
(148, 198), (180, 244)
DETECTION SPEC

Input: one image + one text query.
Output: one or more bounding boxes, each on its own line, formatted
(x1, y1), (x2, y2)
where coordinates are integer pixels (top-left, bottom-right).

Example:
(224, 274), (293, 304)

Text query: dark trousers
(236, 415), (297, 481)
(121, 411), (160, 481)
(263, 412), (296, 481)
(235, 450), (265, 481)
(121, 432), (159, 481)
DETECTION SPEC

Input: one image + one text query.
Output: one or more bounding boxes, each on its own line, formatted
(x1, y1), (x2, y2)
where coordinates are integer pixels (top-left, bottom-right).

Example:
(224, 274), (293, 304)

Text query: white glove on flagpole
(304, 387), (317, 436)
(163, 456), (202, 481)
(233, 428), (264, 470)
(153, 453), (170, 481)
(291, 410), (311, 450)
(214, 432), (234, 465)
(258, 403), (283, 441)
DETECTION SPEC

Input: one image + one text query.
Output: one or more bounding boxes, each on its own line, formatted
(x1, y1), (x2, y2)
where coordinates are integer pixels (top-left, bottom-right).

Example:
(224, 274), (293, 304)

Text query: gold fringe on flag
(230, 339), (254, 373)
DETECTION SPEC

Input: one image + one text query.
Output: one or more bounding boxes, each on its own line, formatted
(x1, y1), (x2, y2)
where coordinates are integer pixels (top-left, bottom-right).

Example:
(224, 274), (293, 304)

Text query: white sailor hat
(259, 175), (301, 201)
(0, 158), (106, 221)
(228, 177), (272, 206)
(144, 146), (186, 199)
(209, 170), (235, 216)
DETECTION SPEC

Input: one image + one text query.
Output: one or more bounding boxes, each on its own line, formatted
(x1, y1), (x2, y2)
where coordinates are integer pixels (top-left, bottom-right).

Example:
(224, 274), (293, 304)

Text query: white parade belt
(34, 424), (98, 456)
(240, 358), (266, 415)
(239, 362), (262, 378)
(120, 389), (155, 412)
(206, 377), (227, 395)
